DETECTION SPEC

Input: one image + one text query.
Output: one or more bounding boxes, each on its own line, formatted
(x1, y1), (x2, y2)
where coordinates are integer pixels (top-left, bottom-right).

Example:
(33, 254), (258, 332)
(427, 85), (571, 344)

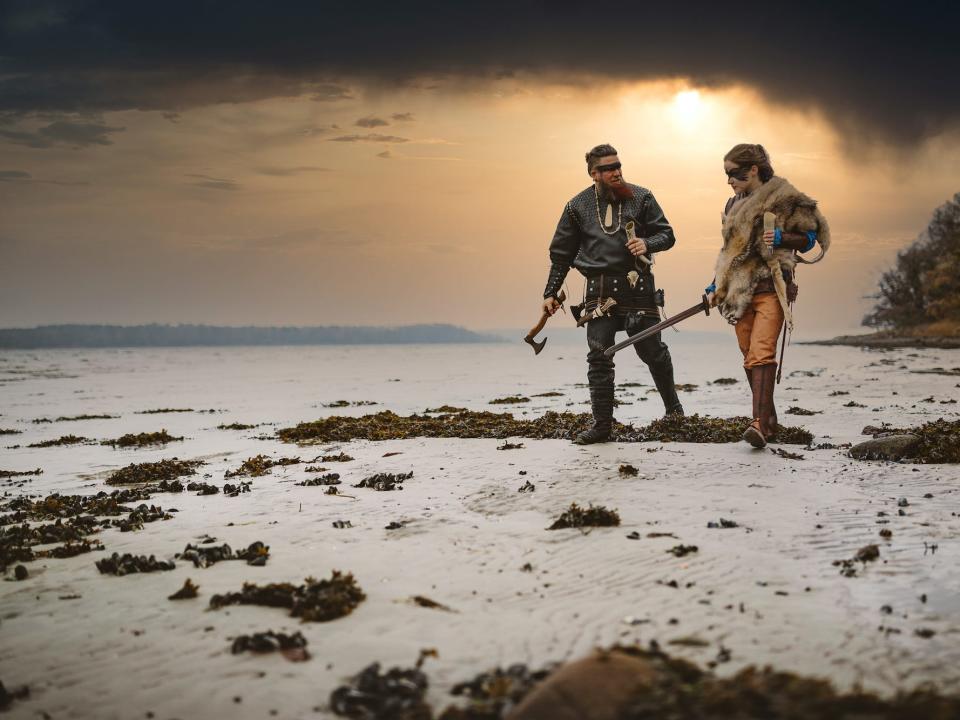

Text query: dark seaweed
(231, 631), (310, 661)
(548, 503), (620, 530)
(106, 458), (203, 486)
(353, 472), (413, 491)
(95, 552), (175, 575)
(225, 454), (305, 478)
(102, 430), (183, 447)
(210, 571), (365, 622)
(277, 411), (813, 445)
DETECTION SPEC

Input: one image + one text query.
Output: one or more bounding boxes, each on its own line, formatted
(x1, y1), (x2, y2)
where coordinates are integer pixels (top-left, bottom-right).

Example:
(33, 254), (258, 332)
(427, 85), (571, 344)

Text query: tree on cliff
(864, 192), (960, 331)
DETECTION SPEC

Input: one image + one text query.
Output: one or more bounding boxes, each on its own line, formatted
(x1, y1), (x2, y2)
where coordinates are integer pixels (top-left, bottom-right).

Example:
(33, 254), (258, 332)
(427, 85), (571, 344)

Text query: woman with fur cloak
(705, 144), (830, 448)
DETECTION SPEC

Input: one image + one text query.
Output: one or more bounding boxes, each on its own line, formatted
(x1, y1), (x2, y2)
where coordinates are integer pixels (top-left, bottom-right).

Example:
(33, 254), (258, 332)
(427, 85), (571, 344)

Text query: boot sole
(573, 436), (611, 445)
(742, 426), (766, 449)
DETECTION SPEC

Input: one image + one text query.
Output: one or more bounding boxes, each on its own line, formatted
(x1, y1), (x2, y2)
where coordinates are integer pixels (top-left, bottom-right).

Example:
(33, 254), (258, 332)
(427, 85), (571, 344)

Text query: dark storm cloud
(0, 119), (124, 148)
(355, 116), (389, 128)
(329, 133), (408, 144)
(1, 1), (958, 144)
(0, 170), (31, 181)
(391, 113), (415, 122)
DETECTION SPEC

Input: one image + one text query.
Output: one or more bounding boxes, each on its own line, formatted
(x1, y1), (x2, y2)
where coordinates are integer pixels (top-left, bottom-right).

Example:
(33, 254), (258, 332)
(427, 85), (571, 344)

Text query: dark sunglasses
(725, 166), (751, 180)
(594, 161), (622, 173)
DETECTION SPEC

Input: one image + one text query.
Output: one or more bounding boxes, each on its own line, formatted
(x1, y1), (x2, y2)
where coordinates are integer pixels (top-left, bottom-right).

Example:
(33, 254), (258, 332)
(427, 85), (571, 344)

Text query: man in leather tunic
(542, 144), (683, 444)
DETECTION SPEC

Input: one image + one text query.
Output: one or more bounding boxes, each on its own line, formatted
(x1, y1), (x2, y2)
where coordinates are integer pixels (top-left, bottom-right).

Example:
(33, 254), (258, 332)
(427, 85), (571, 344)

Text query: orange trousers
(735, 292), (784, 368)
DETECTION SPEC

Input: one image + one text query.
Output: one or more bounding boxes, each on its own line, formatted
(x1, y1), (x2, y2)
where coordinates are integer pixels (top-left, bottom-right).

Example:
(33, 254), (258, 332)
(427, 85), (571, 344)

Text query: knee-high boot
(650, 357), (684, 416)
(743, 363), (777, 448)
(575, 384), (615, 444)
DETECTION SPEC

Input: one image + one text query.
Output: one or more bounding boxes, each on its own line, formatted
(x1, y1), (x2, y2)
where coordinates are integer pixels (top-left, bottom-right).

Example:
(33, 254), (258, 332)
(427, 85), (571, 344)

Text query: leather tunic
(543, 183), (675, 298)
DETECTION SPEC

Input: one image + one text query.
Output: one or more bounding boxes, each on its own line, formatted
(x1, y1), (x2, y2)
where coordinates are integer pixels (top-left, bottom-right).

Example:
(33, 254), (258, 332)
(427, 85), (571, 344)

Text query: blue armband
(773, 227), (783, 247)
(803, 230), (817, 252)
(705, 282), (716, 295)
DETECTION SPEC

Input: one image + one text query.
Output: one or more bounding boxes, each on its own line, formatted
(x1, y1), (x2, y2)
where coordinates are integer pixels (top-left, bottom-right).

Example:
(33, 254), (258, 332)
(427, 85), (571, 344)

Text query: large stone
(506, 650), (659, 720)
(849, 434), (920, 461)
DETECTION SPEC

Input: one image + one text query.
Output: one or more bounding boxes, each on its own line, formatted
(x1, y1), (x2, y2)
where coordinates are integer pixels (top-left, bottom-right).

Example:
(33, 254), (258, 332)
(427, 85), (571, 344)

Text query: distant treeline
(0, 324), (504, 348)
(864, 192), (960, 332)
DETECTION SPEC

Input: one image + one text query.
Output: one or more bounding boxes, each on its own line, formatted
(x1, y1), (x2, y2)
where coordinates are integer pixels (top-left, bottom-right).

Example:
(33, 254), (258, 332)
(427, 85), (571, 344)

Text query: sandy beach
(2, 334), (959, 719)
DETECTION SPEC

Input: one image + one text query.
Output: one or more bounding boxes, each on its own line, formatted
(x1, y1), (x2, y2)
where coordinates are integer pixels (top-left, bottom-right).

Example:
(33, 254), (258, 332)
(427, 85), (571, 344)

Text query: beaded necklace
(594, 185), (622, 235)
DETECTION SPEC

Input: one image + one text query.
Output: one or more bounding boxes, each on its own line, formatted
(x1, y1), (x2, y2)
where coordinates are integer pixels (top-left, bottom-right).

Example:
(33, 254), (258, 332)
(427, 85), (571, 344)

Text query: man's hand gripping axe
(524, 290), (566, 355)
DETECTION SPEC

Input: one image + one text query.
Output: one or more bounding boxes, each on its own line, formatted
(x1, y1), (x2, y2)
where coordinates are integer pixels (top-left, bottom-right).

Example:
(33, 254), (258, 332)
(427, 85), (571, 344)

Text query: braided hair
(724, 143), (775, 182)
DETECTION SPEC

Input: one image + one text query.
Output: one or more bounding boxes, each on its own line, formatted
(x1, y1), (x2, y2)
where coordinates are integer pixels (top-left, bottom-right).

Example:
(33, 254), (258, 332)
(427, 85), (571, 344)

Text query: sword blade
(603, 295), (710, 358)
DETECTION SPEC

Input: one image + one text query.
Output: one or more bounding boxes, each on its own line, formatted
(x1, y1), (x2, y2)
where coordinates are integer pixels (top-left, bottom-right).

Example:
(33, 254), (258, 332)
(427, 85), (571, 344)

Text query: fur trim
(714, 177), (829, 328)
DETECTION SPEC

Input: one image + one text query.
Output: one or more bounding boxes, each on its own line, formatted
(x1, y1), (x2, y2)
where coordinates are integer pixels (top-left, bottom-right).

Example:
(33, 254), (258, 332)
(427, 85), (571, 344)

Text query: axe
(524, 289), (566, 355)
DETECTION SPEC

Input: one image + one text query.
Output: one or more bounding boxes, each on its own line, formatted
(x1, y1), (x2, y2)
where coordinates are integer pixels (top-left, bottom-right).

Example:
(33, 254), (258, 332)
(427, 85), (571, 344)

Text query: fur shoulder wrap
(713, 176), (831, 329)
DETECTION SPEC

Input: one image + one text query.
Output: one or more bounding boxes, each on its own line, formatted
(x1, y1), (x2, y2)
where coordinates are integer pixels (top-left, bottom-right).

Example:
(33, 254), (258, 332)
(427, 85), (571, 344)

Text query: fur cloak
(714, 176), (830, 329)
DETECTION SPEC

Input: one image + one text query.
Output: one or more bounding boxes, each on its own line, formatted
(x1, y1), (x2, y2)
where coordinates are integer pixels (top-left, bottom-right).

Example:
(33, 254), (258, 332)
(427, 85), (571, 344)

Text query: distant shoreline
(804, 332), (960, 350)
(0, 323), (505, 349)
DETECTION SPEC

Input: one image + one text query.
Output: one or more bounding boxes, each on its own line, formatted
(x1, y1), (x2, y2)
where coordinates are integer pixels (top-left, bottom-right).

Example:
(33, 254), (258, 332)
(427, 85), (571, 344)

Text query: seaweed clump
(626, 414), (814, 445)
(444, 663), (554, 719)
(106, 458), (203, 486)
(169, 578), (199, 600)
(277, 411), (813, 445)
(0, 428), (22, 435)
(136, 408), (194, 414)
(28, 435), (89, 448)
(833, 544), (881, 578)
(231, 631), (310, 661)
(187, 481), (219, 495)
(904, 419), (960, 463)
(353, 472), (412, 491)
(102, 430), (183, 448)
(297, 473), (341, 487)
(217, 422), (257, 430)
(210, 570), (365, 622)
(95, 552), (175, 575)
(786, 406), (821, 416)
(548, 503), (620, 530)
(0, 468), (42, 479)
(320, 452), (355, 462)
(113, 503), (172, 532)
(177, 541), (269, 568)
(489, 396), (530, 404)
(330, 660), (431, 719)
(225, 454), (304, 478)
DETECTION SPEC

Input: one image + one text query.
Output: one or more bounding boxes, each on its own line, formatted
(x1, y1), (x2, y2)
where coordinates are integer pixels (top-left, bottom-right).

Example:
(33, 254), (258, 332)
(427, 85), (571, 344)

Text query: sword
(603, 295), (710, 358)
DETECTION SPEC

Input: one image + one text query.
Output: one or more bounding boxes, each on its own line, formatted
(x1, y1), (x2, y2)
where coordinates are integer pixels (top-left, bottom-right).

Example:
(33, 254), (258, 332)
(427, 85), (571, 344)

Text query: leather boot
(743, 364), (768, 448)
(575, 385), (614, 444)
(651, 358), (684, 417)
(742, 363), (777, 448)
(758, 363), (778, 440)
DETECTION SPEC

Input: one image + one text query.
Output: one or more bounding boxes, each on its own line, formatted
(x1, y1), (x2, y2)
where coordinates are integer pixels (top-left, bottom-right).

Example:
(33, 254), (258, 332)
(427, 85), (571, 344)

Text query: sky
(2, 1), (959, 337)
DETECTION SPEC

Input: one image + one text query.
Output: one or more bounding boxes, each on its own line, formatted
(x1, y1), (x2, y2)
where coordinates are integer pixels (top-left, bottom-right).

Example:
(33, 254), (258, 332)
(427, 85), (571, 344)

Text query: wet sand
(1, 338), (958, 718)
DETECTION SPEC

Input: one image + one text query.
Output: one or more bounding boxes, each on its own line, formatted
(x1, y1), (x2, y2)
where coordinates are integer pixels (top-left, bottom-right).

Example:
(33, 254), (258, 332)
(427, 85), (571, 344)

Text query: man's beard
(600, 178), (634, 201)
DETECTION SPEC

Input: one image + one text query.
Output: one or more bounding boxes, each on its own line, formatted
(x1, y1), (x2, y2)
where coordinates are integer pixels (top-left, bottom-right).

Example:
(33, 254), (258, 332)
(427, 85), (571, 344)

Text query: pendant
(604, 204), (613, 227)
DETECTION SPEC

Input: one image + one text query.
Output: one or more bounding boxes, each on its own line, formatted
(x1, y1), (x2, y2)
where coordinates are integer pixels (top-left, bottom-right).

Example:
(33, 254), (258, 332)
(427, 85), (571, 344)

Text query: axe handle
(525, 289), (566, 340)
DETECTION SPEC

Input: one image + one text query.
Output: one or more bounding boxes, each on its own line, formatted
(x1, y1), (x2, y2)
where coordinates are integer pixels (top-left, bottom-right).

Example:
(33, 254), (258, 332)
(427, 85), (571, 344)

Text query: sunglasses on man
(594, 162), (622, 173)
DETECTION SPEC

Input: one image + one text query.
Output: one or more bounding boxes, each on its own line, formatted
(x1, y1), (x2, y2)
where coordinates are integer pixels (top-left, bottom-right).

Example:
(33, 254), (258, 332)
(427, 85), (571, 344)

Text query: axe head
(524, 335), (547, 355)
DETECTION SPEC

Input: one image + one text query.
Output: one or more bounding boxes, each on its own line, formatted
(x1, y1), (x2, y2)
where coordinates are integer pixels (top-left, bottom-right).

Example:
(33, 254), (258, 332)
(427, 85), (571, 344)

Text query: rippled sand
(1, 336), (958, 718)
